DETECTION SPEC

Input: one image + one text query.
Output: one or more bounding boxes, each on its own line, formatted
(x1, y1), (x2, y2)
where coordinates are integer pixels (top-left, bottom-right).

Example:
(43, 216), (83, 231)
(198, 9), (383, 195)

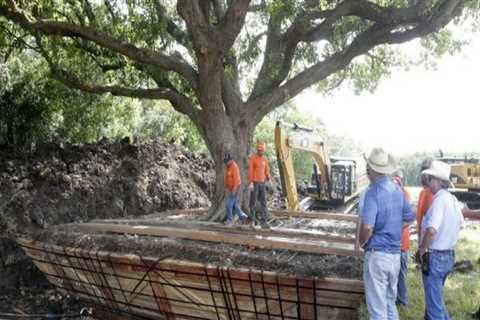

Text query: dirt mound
(0, 139), (214, 232)
(0, 138), (215, 293)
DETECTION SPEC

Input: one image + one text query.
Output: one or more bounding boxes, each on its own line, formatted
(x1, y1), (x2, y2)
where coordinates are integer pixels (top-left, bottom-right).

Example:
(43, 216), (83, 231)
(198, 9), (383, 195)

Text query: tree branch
(212, 0), (226, 21)
(249, 0), (440, 102)
(249, 11), (286, 99)
(177, 0), (212, 57)
(153, 0), (190, 50)
(81, 0), (97, 26)
(0, 1), (199, 92)
(103, 0), (118, 22)
(247, 0), (463, 123)
(54, 66), (201, 121)
(32, 32), (202, 127)
(218, 0), (251, 50)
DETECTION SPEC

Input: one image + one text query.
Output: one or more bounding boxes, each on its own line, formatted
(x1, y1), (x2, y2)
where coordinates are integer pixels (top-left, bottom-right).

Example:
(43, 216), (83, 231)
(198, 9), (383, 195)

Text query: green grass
(360, 224), (480, 319)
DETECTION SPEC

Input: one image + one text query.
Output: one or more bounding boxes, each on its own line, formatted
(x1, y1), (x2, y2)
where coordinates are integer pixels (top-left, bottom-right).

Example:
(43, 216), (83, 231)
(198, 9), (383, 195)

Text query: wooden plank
(270, 210), (359, 222)
(99, 207), (359, 223)
(90, 220), (356, 245)
(118, 207), (359, 222)
(73, 223), (357, 257)
(216, 226), (355, 244)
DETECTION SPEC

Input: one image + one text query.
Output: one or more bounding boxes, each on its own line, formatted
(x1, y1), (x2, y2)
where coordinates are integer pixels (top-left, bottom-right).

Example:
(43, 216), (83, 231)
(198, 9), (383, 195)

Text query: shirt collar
(433, 188), (448, 199)
(373, 175), (389, 186)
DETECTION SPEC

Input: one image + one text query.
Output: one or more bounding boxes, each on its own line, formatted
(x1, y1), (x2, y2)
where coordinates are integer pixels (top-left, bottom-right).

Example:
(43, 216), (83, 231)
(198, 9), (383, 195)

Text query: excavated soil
(0, 138), (359, 316)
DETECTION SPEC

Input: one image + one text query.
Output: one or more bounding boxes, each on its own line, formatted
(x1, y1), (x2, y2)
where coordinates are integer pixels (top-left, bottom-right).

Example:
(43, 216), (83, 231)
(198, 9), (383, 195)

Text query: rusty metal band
(260, 271), (271, 320)
(204, 266), (221, 320)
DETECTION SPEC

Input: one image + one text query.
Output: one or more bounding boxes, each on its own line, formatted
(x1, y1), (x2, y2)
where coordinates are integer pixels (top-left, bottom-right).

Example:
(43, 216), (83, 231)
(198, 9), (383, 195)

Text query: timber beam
(74, 223), (358, 257)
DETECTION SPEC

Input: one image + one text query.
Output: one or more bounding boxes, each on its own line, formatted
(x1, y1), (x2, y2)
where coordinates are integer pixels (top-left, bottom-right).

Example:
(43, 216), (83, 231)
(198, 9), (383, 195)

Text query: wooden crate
(17, 238), (364, 320)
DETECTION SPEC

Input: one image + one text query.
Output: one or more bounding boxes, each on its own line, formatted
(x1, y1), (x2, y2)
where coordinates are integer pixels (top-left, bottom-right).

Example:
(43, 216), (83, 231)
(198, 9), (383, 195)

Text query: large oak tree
(0, 0), (477, 220)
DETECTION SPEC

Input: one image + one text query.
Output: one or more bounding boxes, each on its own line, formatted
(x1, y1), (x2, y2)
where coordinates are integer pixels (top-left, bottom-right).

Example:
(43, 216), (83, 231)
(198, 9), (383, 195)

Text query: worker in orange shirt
(224, 153), (248, 226)
(248, 141), (271, 228)
(392, 169), (412, 306)
(417, 159), (434, 242)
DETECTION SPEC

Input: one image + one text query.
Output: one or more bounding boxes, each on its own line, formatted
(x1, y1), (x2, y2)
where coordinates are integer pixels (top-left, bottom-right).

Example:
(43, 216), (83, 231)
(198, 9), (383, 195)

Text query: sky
(296, 34), (480, 156)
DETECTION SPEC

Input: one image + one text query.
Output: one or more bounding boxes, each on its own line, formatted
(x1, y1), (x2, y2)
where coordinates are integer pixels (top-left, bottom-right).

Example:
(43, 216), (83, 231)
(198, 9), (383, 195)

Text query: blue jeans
(363, 251), (401, 320)
(226, 193), (247, 222)
(422, 250), (454, 320)
(397, 251), (409, 305)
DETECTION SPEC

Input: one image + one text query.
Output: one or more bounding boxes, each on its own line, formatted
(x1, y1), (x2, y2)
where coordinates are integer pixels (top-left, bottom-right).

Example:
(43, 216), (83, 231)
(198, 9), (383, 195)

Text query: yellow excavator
(440, 156), (480, 209)
(274, 121), (369, 212)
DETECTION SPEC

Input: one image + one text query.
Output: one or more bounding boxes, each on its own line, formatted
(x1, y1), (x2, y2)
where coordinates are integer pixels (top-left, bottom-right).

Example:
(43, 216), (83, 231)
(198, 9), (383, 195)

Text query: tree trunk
(202, 112), (254, 221)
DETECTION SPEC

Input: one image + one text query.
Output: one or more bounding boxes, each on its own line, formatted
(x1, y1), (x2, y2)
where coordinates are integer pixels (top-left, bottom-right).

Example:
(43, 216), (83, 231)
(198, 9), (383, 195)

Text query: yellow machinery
(275, 121), (368, 211)
(440, 157), (480, 208)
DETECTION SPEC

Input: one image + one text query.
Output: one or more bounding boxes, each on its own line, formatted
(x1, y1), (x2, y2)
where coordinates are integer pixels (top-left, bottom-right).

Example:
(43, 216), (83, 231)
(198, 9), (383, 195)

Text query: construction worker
(391, 169), (412, 306)
(223, 153), (248, 226)
(248, 141), (271, 228)
(359, 148), (414, 320)
(417, 158), (434, 242)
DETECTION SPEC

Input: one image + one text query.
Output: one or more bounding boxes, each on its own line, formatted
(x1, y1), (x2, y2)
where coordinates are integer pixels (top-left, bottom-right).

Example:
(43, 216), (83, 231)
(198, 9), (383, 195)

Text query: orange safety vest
(400, 187), (412, 252)
(248, 154), (270, 183)
(224, 160), (241, 191)
(416, 187), (433, 233)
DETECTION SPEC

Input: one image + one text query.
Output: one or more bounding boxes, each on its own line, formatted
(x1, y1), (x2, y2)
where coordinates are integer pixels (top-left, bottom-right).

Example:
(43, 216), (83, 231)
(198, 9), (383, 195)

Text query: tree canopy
(1, 1), (477, 139)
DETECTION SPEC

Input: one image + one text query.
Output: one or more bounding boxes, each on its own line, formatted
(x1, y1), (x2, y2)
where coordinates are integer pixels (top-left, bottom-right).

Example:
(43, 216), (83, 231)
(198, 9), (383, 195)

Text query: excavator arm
(275, 121), (331, 210)
(275, 122), (300, 210)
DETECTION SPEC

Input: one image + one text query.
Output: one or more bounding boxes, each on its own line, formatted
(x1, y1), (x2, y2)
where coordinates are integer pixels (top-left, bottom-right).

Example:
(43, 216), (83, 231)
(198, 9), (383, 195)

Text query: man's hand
(359, 224), (373, 248)
(248, 182), (254, 191)
(232, 187), (239, 197)
(416, 247), (427, 264)
(417, 227), (435, 264)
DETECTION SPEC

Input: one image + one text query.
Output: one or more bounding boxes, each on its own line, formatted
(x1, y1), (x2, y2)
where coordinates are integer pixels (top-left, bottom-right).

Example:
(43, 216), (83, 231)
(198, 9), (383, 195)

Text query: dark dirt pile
(0, 139), (214, 234)
(0, 138), (216, 314)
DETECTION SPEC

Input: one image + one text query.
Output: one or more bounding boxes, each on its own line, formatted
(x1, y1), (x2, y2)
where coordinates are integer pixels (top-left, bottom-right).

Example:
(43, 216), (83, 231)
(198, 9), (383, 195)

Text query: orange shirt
(224, 160), (241, 191)
(248, 154), (270, 183)
(416, 187), (433, 232)
(400, 188), (412, 251)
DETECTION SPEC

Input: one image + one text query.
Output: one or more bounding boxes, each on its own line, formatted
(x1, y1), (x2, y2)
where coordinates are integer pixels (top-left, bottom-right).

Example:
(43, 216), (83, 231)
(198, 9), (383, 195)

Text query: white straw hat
(421, 160), (451, 182)
(364, 148), (397, 175)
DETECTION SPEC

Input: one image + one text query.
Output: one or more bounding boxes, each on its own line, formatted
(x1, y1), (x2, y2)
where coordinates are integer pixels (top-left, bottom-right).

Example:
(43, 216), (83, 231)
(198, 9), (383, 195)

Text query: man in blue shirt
(359, 148), (415, 320)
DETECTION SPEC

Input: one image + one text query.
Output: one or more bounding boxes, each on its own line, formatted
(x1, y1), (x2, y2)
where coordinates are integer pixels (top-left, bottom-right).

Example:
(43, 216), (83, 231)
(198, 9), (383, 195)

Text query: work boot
(238, 212), (248, 224)
(260, 219), (270, 229)
(260, 223), (270, 229)
(224, 220), (234, 227)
